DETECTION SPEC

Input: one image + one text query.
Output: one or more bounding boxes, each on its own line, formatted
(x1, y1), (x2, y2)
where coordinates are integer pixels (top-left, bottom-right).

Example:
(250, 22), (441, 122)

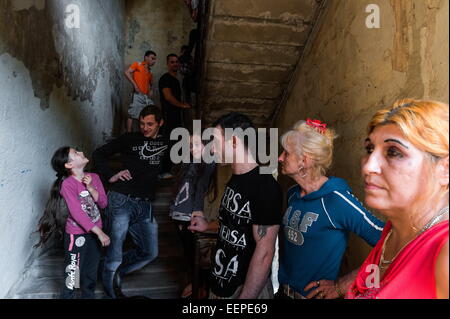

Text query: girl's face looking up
(66, 148), (89, 170)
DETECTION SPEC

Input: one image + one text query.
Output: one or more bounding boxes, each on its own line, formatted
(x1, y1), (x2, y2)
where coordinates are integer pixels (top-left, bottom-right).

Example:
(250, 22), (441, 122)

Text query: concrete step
(12, 270), (183, 299)
(155, 187), (174, 198)
(28, 253), (184, 280)
(12, 249), (186, 299)
(10, 211), (186, 299)
(152, 197), (172, 210)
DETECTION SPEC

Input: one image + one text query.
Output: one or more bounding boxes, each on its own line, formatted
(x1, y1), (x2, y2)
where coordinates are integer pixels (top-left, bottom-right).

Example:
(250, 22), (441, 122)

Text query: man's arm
(238, 224), (279, 299)
(191, 8), (198, 22)
(162, 88), (190, 109)
(188, 215), (219, 233)
(124, 66), (142, 94)
(189, 0), (199, 22)
(92, 135), (127, 182)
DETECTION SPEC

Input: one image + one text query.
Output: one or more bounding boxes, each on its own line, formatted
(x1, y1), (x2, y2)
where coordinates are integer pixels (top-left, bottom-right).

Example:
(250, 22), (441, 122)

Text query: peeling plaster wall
(275, 0), (449, 273)
(124, 0), (196, 109)
(0, 0), (125, 297)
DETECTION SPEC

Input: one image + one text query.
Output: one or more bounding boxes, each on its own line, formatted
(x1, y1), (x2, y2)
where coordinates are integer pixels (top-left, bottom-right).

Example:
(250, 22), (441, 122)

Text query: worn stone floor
(8, 181), (186, 299)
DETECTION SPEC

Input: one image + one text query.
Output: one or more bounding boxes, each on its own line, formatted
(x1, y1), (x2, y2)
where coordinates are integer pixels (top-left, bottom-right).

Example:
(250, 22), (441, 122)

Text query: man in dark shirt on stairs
(93, 105), (168, 298)
(159, 53), (191, 178)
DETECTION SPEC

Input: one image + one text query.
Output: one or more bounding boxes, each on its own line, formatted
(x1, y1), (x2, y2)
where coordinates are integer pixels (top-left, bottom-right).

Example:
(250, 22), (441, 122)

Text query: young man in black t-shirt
(189, 112), (282, 299)
(93, 106), (168, 298)
(158, 54), (191, 177)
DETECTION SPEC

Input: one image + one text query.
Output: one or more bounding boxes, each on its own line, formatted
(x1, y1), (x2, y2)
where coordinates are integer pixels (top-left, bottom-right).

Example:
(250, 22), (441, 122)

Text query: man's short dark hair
(167, 53), (178, 63)
(139, 105), (163, 123)
(145, 50), (156, 58)
(212, 112), (255, 150)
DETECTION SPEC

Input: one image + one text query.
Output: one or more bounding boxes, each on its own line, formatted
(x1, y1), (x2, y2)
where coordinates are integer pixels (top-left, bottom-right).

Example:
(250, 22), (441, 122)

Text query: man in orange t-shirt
(125, 51), (157, 132)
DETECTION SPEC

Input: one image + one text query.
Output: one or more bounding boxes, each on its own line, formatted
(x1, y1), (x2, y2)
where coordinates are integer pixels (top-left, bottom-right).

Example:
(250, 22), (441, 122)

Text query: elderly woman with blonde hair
(347, 99), (449, 299)
(276, 119), (385, 299)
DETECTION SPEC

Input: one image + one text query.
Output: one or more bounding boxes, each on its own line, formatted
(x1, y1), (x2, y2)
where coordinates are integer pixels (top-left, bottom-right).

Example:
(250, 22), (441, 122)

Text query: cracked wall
(275, 0), (448, 273)
(0, 0), (125, 297)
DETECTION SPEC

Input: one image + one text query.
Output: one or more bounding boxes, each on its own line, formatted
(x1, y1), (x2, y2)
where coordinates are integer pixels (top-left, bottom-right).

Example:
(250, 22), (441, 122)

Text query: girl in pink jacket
(36, 146), (110, 298)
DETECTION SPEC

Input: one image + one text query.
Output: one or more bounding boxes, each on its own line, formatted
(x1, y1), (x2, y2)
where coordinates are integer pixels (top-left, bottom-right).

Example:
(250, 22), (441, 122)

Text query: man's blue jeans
(102, 191), (158, 298)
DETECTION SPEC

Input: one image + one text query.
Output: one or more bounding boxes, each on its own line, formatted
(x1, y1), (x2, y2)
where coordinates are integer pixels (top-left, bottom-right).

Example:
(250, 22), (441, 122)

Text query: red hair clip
(306, 118), (327, 134)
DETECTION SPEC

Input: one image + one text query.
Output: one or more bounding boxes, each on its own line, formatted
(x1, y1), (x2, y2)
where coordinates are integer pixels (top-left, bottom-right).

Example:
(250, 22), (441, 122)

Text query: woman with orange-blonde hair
(347, 99), (449, 299)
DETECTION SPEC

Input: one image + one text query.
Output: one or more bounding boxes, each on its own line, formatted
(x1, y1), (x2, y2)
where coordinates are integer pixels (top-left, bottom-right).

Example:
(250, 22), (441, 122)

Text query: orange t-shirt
(130, 61), (152, 95)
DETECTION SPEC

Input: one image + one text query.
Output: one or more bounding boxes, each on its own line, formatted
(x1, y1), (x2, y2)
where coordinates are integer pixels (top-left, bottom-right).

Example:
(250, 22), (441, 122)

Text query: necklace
(379, 206), (449, 270)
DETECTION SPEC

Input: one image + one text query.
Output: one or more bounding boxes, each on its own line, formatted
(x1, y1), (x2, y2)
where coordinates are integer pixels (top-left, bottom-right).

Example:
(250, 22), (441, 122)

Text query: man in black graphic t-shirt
(189, 112), (282, 298)
(93, 105), (168, 298)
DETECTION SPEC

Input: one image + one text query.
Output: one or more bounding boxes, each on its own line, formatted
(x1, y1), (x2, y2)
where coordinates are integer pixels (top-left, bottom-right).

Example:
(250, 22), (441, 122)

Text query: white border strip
(321, 198), (337, 229)
(333, 191), (384, 231)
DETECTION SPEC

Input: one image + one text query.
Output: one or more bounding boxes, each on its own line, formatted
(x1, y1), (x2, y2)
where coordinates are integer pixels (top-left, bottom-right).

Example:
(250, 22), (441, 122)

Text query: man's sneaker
(158, 172), (174, 179)
(102, 270), (117, 299)
(113, 270), (127, 299)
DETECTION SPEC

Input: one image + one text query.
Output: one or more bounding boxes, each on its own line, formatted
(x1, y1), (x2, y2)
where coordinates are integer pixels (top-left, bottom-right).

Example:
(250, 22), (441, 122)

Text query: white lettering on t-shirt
(133, 141), (167, 164)
(299, 212), (319, 232)
(213, 249), (239, 285)
(221, 187), (252, 222)
(284, 208), (319, 246)
(219, 224), (247, 248)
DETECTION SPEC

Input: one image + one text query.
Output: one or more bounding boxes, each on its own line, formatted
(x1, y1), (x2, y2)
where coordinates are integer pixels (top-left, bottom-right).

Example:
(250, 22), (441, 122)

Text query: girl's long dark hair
(34, 146), (71, 248)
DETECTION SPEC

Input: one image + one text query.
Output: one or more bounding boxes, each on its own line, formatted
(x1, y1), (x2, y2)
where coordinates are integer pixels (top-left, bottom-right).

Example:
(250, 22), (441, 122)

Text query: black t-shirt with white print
(210, 166), (282, 297)
(93, 132), (169, 199)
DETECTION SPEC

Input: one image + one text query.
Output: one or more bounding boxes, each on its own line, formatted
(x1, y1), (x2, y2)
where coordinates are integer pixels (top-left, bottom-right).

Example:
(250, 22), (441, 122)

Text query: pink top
(60, 173), (107, 235)
(346, 220), (448, 299)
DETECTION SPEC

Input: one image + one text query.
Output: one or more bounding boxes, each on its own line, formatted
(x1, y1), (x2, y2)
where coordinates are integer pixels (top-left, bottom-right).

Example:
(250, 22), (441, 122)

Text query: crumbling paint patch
(139, 40), (152, 52)
(127, 18), (141, 48)
(1, 0), (125, 111)
(400, 0), (426, 98)
(0, 0), (61, 109)
(167, 30), (179, 47)
(427, 0), (442, 9)
(390, 0), (412, 72)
